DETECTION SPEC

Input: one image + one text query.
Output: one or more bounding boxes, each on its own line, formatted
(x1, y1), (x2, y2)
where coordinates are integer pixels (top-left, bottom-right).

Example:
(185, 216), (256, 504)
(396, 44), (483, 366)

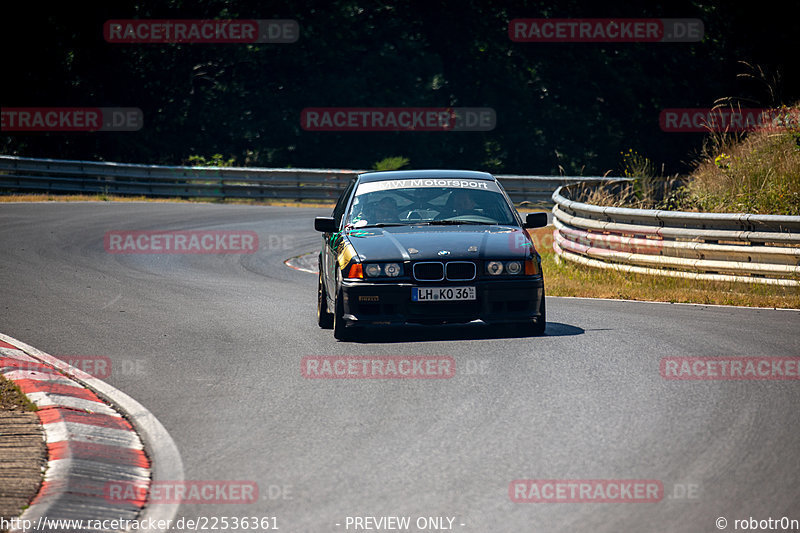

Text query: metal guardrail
(5, 155), (795, 285)
(551, 182), (800, 286)
(0, 155), (617, 206)
(0, 155), (361, 202)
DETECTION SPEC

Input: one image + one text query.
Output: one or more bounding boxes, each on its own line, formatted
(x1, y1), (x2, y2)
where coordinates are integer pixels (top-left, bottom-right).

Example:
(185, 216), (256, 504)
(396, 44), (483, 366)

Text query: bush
(372, 156), (410, 171)
(185, 154), (236, 167)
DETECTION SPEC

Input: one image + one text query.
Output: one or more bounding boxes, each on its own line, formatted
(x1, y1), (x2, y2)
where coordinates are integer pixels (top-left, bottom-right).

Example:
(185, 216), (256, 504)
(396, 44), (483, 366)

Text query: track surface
(1, 203), (798, 532)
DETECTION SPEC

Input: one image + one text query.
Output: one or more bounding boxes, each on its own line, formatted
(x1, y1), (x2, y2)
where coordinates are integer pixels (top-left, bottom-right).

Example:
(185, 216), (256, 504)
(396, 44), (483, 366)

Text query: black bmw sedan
(314, 170), (548, 340)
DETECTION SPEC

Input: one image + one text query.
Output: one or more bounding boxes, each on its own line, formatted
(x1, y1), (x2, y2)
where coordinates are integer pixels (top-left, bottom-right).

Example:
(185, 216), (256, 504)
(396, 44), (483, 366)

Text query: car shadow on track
(340, 321), (584, 343)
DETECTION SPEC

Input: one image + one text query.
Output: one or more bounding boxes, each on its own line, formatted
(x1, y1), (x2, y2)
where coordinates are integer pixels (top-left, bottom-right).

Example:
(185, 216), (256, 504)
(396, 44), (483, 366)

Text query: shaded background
(2, 0), (798, 175)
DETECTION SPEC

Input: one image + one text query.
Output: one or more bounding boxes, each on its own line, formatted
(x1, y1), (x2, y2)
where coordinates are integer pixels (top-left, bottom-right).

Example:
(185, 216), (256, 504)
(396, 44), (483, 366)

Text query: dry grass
(529, 226), (800, 309)
(0, 193), (179, 203)
(573, 177), (682, 210)
(0, 376), (38, 412)
(0, 193), (336, 208)
(682, 126), (800, 215)
(574, 103), (800, 216)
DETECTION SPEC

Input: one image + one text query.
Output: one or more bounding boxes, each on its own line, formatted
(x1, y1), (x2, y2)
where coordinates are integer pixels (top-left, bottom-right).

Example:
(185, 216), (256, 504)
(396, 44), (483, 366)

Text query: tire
(317, 272), (333, 329)
(529, 294), (546, 336)
(332, 288), (354, 341)
(494, 293), (546, 337)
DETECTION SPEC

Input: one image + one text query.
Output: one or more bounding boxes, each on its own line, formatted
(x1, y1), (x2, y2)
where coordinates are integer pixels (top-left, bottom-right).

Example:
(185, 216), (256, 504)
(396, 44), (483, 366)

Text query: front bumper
(340, 277), (544, 326)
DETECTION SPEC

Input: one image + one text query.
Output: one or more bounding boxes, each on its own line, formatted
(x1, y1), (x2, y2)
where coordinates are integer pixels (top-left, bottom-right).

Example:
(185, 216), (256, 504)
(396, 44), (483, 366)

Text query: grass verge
(575, 104), (800, 215)
(0, 376), (38, 412)
(0, 193), (336, 209)
(529, 226), (800, 309)
(680, 121), (800, 215)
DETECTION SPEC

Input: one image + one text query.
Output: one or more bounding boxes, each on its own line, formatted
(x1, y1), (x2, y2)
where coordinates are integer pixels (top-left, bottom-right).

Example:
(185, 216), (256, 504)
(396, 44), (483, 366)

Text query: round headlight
(384, 263), (402, 277)
(364, 264), (382, 277)
(506, 261), (522, 275)
(486, 261), (504, 275)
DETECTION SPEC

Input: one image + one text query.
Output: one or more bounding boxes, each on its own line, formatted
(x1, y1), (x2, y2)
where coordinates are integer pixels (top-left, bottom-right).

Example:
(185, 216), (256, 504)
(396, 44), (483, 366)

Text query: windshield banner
(355, 178), (501, 195)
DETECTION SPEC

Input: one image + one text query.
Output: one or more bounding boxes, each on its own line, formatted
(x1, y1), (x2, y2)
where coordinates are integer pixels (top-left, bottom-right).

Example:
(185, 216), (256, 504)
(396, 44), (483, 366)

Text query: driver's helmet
(368, 196), (399, 223)
(446, 189), (478, 214)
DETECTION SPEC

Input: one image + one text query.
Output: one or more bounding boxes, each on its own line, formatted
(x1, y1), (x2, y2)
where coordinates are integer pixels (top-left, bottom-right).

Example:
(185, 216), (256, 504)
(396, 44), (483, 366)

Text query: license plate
(412, 286), (476, 302)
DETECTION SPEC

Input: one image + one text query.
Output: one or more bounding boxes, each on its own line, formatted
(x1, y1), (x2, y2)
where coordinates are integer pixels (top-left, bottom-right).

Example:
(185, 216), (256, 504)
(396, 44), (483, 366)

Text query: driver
(444, 189), (481, 217)
(371, 196), (399, 223)
(451, 190), (477, 212)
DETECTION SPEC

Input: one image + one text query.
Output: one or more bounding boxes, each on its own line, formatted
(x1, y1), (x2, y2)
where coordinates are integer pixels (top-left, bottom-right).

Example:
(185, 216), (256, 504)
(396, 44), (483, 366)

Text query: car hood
(345, 225), (534, 262)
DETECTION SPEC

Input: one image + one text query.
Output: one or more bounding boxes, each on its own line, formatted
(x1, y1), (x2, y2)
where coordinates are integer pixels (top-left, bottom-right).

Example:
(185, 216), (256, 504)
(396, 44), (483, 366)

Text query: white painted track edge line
(550, 295), (800, 311)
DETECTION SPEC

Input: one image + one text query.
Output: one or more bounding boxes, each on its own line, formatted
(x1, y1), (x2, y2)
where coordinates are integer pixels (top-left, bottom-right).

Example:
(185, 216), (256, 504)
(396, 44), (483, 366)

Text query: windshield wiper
(352, 222), (409, 228)
(422, 220), (493, 225)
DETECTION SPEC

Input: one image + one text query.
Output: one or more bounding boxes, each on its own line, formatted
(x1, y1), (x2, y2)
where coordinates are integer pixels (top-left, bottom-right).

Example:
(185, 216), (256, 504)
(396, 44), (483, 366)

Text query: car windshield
(347, 185), (517, 227)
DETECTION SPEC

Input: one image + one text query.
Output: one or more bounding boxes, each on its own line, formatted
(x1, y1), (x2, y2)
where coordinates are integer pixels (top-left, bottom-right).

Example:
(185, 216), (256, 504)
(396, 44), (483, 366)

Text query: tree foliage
(2, 0), (798, 175)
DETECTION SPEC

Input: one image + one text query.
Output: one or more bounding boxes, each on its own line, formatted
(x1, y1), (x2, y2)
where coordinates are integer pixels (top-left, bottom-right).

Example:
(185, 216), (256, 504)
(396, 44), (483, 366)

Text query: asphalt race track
(1, 202), (798, 532)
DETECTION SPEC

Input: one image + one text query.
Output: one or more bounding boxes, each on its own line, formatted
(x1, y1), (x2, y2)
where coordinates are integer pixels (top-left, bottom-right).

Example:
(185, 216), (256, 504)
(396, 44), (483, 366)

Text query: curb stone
(0, 334), (182, 533)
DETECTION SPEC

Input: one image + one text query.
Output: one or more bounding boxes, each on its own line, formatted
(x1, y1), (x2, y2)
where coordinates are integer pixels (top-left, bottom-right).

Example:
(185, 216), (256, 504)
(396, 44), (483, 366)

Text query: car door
(322, 178), (356, 300)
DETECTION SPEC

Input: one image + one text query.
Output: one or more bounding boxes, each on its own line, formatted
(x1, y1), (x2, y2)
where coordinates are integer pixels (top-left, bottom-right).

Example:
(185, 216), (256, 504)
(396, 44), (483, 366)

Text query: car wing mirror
(523, 212), (548, 228)
(314, 217), (337, 233)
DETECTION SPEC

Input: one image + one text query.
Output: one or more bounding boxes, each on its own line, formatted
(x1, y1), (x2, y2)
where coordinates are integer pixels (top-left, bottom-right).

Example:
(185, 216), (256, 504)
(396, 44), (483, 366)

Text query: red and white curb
(284, 251), (317, 274)
(0, 333), (183, 533)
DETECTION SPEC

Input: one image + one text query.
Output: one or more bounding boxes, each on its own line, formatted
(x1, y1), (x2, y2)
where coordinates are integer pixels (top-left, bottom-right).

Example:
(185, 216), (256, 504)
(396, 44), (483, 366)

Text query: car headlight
(506, 261), (522, 275)
(486, 261), (504, 275)
(384, 263), (402, 277)
(486, 259), (538, 276)
(364, 262), (404, 278)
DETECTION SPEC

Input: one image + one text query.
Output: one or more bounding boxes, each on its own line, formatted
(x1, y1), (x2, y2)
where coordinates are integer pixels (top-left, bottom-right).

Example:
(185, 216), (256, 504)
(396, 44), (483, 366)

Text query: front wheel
(317, 272), (333, 329)
(528, 294), (546, 336)
(332, 289), (354, 341)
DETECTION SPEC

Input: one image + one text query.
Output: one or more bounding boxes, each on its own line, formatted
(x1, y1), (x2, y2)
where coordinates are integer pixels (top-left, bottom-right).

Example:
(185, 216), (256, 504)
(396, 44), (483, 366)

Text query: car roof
(356, 169), (496, 183)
